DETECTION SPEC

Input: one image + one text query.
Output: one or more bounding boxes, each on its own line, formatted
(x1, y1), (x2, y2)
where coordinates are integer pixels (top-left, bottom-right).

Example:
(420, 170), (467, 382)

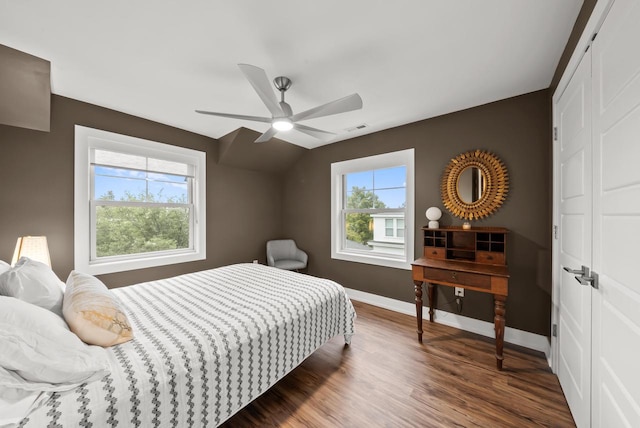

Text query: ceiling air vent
(345, 123), (368, 132)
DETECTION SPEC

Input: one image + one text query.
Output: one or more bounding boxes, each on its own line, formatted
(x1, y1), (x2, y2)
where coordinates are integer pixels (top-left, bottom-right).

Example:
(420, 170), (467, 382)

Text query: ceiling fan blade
(293, 123), (336, 141)
(255, 127), (278, 143)
(238, 64), (283, 117)
(280, 101), (293, 117)
(290, 93), (362, 122)
(195, 110), (272, 123)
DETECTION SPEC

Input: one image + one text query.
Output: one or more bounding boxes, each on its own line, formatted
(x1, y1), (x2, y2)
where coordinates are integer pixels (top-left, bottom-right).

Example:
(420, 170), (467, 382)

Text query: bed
(15, 263), (356, 427)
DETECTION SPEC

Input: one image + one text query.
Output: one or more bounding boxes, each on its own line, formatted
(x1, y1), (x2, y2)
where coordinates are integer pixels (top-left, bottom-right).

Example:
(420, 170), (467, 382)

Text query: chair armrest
(267, 254), (276, 266)
(295, 248), (308, 264)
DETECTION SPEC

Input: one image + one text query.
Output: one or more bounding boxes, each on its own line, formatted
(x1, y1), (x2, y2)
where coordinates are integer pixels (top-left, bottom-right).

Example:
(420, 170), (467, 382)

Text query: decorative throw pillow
(0, 296), (110, 385)
(0, 260), (10, 275)
(0, 257), (64, 317)
(63, 271), (133, 347)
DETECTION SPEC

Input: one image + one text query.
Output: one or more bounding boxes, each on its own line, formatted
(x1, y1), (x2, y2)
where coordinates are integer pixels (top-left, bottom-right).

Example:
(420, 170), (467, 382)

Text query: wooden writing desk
(412, 227), (510, 370)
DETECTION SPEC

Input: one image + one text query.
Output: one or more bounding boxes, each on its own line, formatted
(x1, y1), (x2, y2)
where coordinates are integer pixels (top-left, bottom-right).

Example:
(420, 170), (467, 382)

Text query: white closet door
(591, 0), (640, 425)
(556, 48), (593, 428)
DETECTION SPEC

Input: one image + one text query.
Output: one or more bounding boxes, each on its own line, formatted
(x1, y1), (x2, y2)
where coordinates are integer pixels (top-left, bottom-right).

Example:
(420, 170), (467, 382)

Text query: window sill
(76, 250), (206, 276)
(332, 250), (411, 270)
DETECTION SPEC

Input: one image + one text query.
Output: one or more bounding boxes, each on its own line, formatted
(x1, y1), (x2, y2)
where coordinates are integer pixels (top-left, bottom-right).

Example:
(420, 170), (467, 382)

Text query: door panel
(602, 217), (640, 292)
(557, 48), (593, 428)
(592, 0), (640, 425)
(562, 84), (587, 148)
(562, 151), (586, 199)
(561, 215), (584, 261)
(560, 215), (585, 329)
(600, 106), (640, 191)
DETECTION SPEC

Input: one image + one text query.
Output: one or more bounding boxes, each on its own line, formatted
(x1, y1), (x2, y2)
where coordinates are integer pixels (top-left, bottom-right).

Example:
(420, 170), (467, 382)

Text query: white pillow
(0, 257), (64, 316)
(0, 296), (110, 386)
(63, 271), (134, 347)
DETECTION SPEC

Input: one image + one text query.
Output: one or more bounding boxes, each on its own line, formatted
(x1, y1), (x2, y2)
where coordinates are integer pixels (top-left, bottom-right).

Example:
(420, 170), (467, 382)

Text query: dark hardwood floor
(222, 301), (575, 427)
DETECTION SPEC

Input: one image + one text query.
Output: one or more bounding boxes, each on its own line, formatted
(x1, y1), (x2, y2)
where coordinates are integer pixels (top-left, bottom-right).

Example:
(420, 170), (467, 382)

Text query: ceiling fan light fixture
(196, 64), (363, 143)
(272, 118), (293, 131)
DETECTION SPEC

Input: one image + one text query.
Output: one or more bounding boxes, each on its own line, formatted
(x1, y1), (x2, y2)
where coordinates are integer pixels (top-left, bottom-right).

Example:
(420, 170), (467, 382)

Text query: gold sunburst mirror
(441, 150), (509, 220)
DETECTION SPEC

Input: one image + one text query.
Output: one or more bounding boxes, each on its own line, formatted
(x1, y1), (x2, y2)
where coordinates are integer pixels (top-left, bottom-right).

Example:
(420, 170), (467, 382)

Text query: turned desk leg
(427, 283), (435, 322)
(414, 281), (423, 342)
(494, 294), (507, 370)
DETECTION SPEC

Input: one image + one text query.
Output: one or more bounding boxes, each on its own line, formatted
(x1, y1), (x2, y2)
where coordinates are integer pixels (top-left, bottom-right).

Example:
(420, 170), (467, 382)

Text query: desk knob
(452, 272), (457, 280)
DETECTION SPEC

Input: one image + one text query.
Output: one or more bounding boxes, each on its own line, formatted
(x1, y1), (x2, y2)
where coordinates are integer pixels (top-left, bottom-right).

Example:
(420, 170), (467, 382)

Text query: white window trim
(331, 148), (414, 270)
(74, 125), (206, 275)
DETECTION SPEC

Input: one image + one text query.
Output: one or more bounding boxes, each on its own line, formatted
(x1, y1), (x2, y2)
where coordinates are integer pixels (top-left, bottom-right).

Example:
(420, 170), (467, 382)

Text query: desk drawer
(424, 247), (446, 260)
(476, 251), (505, 265)
(423, 267), (491, 290)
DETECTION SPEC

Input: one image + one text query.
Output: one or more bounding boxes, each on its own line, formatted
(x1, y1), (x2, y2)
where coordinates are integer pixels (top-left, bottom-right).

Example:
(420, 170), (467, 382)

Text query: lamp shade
(426, 207), (442, 229)
(11, 236), (51, 267)
(425, 207), (442, 221)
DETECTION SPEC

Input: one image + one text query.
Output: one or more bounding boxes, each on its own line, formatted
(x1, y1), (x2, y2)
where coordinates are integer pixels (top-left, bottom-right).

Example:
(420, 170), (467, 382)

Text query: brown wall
(282, 90), (552, 335)
(0, 44), (51, 132)
(0, 95), (283, 287)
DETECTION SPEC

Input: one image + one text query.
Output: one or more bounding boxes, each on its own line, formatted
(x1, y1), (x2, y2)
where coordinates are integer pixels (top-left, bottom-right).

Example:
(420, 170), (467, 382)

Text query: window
(384, 218), (405, 238)
(74, 126), (206, 275)
(331, 149), (414, 269)
(385, 219), (394, 237)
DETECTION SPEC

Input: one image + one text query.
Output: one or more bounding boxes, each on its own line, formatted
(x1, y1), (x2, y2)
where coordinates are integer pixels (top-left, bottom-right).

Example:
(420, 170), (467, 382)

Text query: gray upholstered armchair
(266, 239), (308, 271)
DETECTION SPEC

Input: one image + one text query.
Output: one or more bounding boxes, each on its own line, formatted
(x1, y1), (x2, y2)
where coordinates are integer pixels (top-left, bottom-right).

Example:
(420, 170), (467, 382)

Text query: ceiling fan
(196, 64), (363, 143)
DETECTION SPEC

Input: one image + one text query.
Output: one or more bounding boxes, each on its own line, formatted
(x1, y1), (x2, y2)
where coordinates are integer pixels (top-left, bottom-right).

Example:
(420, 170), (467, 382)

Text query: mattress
(16, 263), (356, 427)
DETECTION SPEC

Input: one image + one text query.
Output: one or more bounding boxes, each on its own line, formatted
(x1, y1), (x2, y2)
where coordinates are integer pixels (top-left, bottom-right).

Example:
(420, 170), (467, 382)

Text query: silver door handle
(564, 265), (599, 289)
(575, 271), (599, 289)
(563, 265), (587, 275)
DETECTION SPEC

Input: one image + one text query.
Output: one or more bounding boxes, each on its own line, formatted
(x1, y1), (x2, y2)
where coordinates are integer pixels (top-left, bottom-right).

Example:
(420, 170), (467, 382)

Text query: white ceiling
(0, 1), (582, 149)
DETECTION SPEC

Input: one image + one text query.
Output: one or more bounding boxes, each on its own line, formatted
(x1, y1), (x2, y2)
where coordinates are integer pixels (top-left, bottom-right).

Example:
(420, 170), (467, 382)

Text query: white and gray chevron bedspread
(18, 263), (356, 427)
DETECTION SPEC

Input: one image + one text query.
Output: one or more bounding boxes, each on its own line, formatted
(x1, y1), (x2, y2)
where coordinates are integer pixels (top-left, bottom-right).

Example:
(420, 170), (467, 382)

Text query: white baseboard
(345, 287), (551, 359)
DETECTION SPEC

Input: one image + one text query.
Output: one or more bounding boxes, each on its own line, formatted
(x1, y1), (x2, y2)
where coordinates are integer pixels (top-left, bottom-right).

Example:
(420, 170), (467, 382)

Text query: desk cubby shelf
(422, 226), (508, 266)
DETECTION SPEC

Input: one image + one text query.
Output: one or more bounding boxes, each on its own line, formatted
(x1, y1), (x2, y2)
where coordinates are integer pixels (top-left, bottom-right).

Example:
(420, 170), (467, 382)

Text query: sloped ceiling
(0, 1), (582, 149)
(218, 127), (306, 174)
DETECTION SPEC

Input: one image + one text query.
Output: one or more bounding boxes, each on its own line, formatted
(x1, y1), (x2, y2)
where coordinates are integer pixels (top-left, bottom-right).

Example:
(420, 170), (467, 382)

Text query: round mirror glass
(456, 166), (485, 204)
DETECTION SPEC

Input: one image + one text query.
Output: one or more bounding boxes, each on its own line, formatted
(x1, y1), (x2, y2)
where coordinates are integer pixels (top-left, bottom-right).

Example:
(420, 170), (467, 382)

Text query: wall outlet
(454, 287), (465, 297)
(252, 259), (259, 264)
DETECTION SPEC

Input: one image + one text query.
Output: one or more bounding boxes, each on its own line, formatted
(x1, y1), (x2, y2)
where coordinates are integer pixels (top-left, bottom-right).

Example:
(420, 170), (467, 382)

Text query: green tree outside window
(345, 186), (386, 245)
(95, 191), (190, 257)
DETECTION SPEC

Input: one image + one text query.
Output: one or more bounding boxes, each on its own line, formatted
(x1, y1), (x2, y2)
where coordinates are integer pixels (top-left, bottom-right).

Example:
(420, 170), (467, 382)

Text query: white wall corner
(344, 287), (552, 362)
